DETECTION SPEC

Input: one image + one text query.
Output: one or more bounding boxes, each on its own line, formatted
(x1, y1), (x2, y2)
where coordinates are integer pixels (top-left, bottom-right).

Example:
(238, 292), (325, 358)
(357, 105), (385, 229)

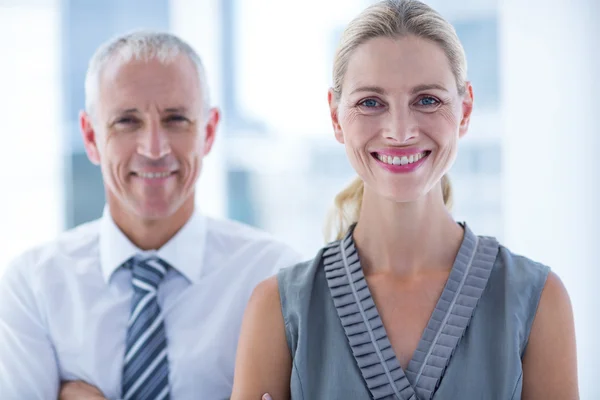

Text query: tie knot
(129, 256), (169, 292)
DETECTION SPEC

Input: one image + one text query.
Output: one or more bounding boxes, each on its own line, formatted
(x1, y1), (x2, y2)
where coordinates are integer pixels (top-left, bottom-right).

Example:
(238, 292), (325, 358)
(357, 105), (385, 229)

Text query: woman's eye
(360, 99), (381, 108)
(417, 96), (440, 106)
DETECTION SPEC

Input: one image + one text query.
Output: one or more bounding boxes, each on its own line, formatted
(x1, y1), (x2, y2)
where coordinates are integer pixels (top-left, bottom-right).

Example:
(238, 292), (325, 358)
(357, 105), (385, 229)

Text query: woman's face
(329, 35), (473, 204)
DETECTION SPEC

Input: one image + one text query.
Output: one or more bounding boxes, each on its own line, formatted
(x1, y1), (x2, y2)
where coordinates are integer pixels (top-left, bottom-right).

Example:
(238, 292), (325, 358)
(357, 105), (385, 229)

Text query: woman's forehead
(343, 36), (456, 94)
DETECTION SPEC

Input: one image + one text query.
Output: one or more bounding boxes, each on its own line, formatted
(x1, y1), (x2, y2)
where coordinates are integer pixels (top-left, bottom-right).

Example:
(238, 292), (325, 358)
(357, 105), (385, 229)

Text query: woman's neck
(352, 185), (464, 278)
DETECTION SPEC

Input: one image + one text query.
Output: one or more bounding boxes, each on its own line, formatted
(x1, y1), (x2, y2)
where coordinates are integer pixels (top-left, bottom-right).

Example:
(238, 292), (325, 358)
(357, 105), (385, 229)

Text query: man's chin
(130, 200), (178, 221)
(115, 193), (193, 221)
(138, 207), (176, 221)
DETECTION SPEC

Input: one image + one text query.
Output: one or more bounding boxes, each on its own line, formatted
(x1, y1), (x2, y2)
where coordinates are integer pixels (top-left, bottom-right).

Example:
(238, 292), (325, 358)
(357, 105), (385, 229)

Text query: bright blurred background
(1, 0), (598, 397)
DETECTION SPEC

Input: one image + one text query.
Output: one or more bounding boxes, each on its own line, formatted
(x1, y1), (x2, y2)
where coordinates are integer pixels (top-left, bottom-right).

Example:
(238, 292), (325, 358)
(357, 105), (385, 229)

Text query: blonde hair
(326, 0), (465, 242)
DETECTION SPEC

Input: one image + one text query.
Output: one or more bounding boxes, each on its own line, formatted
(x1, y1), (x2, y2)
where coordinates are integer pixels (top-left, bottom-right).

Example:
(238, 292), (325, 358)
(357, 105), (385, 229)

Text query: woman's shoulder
(462, 222), (550, 294)
(276, 241), (337, 287)
(275, 241), (342, 314)
(481, 237), (552, 331)
(493, 241), (551, 285)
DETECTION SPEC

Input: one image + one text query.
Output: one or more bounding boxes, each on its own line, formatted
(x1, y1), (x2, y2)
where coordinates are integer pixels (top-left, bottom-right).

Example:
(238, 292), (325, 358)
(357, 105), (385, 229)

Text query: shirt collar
(99, 205), (207, 284)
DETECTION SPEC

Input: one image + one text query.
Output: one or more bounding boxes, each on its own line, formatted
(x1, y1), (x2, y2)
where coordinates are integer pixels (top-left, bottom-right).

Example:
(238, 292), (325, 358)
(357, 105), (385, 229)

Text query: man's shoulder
(4, 219), (101, 278)
(204, 216), (304, 272)
(206, 216), (295, 251)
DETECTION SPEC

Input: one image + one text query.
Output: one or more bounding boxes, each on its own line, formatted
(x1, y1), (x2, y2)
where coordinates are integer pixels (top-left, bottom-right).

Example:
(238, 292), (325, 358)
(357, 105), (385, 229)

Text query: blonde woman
(231, 1), (578, 399)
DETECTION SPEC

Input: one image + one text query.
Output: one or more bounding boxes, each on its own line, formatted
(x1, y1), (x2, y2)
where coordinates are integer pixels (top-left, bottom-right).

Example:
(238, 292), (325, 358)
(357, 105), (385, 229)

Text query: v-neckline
(321, 223), (499, 400)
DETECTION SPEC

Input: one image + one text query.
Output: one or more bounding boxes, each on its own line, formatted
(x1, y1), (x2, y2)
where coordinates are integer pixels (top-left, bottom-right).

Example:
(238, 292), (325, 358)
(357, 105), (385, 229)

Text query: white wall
(169, 0), (227, 219)
(500, 0), (600, 396)
(0, 1), (64, 274)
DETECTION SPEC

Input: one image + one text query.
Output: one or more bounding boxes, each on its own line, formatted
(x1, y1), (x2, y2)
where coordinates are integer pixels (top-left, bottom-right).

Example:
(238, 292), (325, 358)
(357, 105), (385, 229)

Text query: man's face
(80, 54), (219, 220)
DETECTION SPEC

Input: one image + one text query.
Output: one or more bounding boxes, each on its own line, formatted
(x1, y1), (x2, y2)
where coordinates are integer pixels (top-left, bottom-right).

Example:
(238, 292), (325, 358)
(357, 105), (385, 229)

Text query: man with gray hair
(0, 30), (301, 399)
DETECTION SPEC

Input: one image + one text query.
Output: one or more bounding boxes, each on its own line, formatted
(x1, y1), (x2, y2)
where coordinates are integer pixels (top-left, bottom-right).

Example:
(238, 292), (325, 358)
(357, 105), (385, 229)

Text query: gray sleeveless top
(277, 223), (549, 400)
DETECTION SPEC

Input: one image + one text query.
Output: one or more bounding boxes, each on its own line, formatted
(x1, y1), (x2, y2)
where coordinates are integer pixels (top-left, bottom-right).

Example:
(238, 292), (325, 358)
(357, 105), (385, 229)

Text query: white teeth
(376, 152), (427, 166)
(138, 172), (171, 179)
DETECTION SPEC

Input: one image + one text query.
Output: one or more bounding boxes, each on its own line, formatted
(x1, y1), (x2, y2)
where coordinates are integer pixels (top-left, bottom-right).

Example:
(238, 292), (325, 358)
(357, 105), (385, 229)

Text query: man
(0, 31), (302, 399)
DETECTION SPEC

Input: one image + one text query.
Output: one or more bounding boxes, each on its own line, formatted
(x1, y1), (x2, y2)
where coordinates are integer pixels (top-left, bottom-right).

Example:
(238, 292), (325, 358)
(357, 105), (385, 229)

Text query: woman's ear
(328, 88), (344, 144)
(459, 82), (474, 138)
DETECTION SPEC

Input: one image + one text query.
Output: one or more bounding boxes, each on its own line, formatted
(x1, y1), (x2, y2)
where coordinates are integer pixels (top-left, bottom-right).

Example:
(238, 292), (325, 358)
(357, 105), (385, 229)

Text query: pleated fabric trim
(322, 224), (498, 400)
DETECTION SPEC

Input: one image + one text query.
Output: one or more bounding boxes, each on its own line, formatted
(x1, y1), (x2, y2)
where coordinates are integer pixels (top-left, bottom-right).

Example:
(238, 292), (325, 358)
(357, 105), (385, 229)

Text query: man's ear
(202, 107), (220, 156)
(80, 110), (101, 165)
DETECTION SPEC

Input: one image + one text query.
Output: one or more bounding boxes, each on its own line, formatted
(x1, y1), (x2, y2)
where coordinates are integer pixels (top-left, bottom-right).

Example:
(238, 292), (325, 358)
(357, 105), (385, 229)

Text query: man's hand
(59, 381), (107, 400)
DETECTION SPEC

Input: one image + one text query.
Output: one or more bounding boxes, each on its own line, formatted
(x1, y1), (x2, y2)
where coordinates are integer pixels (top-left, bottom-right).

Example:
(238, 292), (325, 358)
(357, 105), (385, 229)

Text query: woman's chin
(377, 190), (425, 205)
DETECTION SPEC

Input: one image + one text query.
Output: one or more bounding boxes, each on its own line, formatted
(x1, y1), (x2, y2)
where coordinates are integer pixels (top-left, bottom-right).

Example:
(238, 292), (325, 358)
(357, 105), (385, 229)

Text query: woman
(231, 0), (578, 399)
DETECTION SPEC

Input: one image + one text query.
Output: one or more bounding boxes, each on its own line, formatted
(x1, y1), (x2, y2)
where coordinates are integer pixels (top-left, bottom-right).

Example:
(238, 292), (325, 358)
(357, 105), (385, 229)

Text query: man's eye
(165, 115), (188, 123)
(117, 117), (136, 124)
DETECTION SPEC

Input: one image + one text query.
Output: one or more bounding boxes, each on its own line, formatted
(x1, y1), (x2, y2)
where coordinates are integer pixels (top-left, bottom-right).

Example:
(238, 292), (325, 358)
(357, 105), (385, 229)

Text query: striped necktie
(121, 255), (171, 400)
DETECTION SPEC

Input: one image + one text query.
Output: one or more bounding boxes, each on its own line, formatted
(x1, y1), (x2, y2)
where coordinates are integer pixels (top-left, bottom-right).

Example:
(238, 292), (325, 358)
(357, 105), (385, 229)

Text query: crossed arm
(59, 276), (290, 400)
(7, 268), (577, 400)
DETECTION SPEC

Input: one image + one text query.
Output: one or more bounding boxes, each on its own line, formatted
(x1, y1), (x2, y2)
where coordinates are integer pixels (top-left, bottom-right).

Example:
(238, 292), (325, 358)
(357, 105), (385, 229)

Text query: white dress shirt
(0, 207), (303, 400)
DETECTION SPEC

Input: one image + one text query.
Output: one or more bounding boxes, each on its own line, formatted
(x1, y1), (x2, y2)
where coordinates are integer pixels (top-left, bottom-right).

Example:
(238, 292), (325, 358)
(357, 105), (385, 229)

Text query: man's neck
(108, 197), (195, 251)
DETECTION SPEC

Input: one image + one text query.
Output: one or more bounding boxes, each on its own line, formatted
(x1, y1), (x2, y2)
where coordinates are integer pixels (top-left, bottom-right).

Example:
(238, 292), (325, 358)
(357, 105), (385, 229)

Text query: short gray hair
(84, 30), (210, 116)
